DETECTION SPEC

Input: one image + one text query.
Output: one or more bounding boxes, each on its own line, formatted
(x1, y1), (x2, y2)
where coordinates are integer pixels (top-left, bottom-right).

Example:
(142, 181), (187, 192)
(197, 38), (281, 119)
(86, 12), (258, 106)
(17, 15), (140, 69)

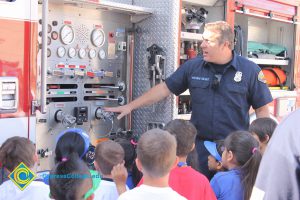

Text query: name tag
(191, 76), (210, 81)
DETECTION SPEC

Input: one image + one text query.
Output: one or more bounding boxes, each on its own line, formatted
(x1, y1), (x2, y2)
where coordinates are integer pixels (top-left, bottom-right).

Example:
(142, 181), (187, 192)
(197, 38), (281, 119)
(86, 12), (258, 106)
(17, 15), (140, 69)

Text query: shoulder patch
(258, 71), (267, 83)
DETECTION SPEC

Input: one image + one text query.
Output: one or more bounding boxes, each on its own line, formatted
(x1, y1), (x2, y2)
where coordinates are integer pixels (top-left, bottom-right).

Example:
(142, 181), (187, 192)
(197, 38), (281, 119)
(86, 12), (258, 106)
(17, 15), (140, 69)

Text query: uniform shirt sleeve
(248, 65), (273, 109)
(165, 61), (191, 96)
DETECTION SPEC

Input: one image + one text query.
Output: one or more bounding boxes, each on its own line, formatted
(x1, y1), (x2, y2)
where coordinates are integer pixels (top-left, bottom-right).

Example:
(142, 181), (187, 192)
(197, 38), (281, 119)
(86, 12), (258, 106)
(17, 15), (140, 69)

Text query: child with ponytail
(49, 152), (99, 200)
(210, 131), (262, 200)
(50, 128), (101, 200)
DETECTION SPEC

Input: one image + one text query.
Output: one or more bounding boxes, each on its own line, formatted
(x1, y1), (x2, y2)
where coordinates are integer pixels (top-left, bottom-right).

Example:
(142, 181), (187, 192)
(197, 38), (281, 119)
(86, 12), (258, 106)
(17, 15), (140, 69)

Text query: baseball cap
(204, 141), (222, 161)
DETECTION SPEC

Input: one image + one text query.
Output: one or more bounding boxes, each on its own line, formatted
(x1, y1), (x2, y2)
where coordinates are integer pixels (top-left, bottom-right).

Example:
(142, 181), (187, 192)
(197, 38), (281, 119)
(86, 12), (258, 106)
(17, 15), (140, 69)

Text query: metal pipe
(41, 0), (48, 113)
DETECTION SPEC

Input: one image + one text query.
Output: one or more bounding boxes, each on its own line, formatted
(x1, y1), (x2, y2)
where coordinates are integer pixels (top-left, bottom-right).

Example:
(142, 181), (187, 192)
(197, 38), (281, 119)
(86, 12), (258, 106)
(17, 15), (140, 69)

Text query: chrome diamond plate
(132, 0), (180, 135)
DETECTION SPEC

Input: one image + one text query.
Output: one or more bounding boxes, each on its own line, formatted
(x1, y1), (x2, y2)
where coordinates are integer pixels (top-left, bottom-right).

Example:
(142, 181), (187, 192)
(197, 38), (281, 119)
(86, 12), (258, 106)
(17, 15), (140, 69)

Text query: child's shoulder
(211, 169), (240, 183)
(173, 166), (209, 182)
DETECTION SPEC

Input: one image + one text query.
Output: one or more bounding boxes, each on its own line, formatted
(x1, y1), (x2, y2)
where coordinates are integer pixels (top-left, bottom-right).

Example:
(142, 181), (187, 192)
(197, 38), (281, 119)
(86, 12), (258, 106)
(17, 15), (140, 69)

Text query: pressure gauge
(60, 25), (75, 45)
(57, 46), (66, 58)
(98, 49), (106, 60)
(68, 47), (76, 58)
(91, 28), (105, 47)
(88, 49), (96, 59)
(78, 48), (86, 59)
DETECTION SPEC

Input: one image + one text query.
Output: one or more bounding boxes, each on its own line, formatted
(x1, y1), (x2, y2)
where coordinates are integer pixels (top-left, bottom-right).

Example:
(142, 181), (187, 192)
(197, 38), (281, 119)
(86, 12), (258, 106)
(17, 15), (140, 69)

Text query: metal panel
(36, 2), (133, 170)
(132, 0), (180, 135)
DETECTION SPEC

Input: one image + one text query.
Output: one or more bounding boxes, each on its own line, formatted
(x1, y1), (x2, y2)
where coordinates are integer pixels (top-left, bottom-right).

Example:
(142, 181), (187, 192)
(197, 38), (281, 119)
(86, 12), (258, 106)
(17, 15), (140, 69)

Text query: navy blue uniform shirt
(165, 52), (273, 140)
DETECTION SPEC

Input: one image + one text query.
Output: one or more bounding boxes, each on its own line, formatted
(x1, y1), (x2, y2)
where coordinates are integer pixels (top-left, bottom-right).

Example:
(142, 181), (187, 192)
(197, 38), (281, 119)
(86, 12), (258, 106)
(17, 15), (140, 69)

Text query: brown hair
(95, 140), (124, 175)
(205, 21), (234, 49)
(0, 136), (36, 171)
(137, 129), (177, 178)
(164, 119), (196, 157)
(249, 117), (277, 142)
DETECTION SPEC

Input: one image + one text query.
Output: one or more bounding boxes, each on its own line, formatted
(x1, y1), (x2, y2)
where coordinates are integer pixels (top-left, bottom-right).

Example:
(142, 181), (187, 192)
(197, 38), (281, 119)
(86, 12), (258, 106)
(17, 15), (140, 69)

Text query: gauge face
(78, 48), (86, 59)
(68, 47), (76, 58)
(57, 46), (66, 58)
(51, 31), (58, 40)
(60, 25), (75, 45)
(91, 28), (105, 47)
(98, 49), (106, 60)
(89, 49), (96, 59)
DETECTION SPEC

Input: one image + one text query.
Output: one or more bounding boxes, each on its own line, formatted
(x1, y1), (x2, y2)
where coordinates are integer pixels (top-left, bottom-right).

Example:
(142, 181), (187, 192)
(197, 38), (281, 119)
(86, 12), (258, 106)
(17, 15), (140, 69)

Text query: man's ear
(222, 40), (231, 49)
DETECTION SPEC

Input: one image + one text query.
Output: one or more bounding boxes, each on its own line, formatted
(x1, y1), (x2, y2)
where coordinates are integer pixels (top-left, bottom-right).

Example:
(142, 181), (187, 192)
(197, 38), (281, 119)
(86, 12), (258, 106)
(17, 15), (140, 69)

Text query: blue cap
(56, 128), (90, 158)
(204, 141), (222, 162)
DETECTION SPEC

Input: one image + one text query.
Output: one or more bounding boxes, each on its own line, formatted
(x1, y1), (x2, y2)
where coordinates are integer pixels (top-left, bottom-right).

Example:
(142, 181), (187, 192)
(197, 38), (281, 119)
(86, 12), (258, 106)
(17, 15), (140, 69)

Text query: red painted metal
(235, 0), (296, 16)
(0, 19), (37, 119)
(226, 0), (236, 28)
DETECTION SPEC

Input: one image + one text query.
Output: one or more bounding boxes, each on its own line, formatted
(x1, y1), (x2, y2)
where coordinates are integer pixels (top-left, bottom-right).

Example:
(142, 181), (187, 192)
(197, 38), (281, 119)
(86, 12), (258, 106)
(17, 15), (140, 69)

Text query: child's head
(0, 136), (36, 171)
(114, 138), (136, 170)
(136, 128), (177, 178)
(164, 119), (196, 157)
(204, 140), (224, 172)
(55, 128), (90, 164)
(50, 153), (97, 200)
(223, 131), (262, 200)
(249, 117), (277, 153)
(95, 140), (124, 176)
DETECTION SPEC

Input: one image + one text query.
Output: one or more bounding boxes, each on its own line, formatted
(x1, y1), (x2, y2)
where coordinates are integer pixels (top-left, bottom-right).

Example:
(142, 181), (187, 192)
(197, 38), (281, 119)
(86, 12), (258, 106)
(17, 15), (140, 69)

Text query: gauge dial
(60, 25), (75, 45)
(98, 49), (106, 60)
(68, 47), (76, 58)
(89, 49), (96, 59)
(91, 28), (105, 47)
(51, 31), (58, 40)
(79, 48), (86, 59)
(57, 46), (66, 58)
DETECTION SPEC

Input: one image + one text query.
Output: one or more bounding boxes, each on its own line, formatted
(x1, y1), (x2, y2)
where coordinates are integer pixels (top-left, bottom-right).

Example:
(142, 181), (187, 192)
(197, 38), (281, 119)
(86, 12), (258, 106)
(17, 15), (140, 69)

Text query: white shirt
(118, 184), (187, 200)
(94, 179), (120, 200)
(0, 180), (51, 200)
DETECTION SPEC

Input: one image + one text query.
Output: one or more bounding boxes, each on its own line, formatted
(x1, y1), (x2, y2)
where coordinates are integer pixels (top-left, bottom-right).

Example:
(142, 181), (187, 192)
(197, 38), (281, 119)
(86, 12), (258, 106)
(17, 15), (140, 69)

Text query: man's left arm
(249, 66), (273, 113)
(255, 104), (270, 118)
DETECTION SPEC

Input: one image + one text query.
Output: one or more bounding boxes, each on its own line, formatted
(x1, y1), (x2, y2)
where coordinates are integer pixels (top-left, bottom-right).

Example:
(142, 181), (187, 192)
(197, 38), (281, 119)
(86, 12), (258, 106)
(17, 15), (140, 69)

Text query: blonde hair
(137, 129), (177, 178)
(0, 137), (35, 171)
(205, 21), (234, 49)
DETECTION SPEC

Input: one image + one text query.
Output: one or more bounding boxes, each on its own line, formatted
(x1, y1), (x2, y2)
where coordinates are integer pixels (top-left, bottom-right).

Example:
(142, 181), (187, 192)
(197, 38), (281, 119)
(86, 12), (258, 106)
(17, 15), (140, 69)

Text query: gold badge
(258, 70), (267, 83)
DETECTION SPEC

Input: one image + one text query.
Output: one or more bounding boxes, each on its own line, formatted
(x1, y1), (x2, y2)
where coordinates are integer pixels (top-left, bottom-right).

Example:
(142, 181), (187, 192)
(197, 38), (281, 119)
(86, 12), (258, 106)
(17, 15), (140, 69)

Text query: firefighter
(105, 21), (272, 178)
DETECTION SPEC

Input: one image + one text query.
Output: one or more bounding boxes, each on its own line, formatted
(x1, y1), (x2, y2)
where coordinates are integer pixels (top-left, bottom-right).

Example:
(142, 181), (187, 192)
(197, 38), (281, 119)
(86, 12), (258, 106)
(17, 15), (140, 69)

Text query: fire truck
(0, 0), (299, 171)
